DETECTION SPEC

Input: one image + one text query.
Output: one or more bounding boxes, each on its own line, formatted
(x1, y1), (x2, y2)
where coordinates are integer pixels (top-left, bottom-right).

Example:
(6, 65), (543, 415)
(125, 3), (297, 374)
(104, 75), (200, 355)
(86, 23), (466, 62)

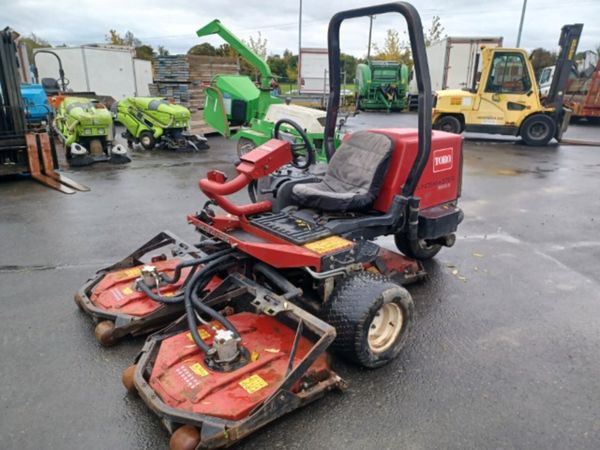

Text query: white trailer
(408, 36), (503, 108)
(299, 48), (329, 94)
(33, 45), (152, 100)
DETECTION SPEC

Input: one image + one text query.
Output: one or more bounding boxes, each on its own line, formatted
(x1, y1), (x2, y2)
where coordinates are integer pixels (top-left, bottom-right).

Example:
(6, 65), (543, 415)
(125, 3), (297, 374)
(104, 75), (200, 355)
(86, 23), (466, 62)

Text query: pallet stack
(149, 55), (239, 112)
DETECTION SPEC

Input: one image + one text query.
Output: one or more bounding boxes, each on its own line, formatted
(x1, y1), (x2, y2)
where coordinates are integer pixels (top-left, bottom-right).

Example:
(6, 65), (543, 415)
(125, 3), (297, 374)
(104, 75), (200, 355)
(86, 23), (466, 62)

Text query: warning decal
(189, 362), (209, 377)
(304, 236), (353, 255)
(239, 374), (268, 394)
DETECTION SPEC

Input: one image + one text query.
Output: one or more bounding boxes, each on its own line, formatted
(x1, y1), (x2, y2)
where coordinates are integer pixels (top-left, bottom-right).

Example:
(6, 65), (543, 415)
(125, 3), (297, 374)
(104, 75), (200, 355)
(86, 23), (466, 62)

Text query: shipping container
(33, 45), (152, 100)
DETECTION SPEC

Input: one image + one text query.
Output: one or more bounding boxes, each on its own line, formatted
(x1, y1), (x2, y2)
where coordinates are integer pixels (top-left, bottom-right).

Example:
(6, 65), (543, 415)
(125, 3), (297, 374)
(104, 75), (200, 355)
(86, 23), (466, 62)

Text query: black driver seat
(290, 131), (393, 212)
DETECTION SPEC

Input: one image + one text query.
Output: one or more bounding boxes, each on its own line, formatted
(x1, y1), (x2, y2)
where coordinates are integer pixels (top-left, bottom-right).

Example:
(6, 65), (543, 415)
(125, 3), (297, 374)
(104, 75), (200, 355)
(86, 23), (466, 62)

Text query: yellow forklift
(432, 24), (583, 146)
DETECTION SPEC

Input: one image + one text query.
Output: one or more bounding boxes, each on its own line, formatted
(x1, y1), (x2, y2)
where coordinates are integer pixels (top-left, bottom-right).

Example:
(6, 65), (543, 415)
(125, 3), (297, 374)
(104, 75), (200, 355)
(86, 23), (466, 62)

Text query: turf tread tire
(322, 272), (414, 369)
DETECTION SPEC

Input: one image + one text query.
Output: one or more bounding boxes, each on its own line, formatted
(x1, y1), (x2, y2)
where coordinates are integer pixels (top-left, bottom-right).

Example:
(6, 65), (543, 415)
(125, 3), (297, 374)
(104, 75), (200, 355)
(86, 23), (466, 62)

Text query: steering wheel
(273, 119), (315, 170)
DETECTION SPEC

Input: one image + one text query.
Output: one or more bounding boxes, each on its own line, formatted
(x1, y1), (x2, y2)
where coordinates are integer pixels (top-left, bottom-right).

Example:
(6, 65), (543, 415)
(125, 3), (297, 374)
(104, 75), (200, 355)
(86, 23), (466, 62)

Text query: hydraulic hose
(135, 248), (235, 304)
(253, 262), (302, 300)
(183, 253), (245, 352)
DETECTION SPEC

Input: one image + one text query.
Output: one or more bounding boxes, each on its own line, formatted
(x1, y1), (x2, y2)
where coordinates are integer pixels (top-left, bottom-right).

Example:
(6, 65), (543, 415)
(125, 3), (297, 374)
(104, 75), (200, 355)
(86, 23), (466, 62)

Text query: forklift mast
(545, 23), (583, 114)
(0, 27), (29, 171)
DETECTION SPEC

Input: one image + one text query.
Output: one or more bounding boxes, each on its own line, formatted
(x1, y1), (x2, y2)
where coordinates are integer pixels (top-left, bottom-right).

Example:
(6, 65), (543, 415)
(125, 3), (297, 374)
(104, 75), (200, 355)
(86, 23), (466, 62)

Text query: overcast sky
(2, 0), (599, 57)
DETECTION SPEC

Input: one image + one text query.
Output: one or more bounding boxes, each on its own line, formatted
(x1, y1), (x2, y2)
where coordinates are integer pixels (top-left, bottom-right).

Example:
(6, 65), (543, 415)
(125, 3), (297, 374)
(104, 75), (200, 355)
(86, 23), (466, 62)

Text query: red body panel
(370, 129), (463, 212)
(149, 312), (330, 421)
(90, 260), (220, 317)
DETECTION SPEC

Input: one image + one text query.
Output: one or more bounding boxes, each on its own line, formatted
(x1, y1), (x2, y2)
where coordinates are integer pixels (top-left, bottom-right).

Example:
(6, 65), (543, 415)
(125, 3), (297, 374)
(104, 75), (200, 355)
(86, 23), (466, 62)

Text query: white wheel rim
(368, 303), (404, 353)
(141, 136), (151, 146)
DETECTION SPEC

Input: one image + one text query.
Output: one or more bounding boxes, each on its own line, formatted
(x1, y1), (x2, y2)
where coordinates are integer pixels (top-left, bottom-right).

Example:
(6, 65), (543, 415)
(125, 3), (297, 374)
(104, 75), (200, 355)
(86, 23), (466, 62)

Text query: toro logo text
(433, 148), (453, 173)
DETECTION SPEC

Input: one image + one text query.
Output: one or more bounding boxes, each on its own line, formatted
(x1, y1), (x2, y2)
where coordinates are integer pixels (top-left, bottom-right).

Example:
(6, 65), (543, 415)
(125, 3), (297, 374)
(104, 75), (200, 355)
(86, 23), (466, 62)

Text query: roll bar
(324, 2), (432, 197)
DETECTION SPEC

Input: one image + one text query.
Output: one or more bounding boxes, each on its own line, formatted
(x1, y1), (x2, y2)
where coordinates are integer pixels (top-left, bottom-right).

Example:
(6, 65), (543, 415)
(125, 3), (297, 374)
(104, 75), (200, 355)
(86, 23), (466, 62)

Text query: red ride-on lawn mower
(75, 2), (464, 448)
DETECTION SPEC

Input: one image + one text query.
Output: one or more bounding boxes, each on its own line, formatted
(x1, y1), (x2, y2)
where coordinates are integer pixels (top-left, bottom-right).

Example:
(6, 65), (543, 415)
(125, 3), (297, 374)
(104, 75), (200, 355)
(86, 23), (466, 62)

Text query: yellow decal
(304, 236), (353, 255)
(122, 286), (134, 295)
(190, 362), (209, 377)
(124, 268), (141, 278)
(250, 351), (260, 362)
(162, 291), (175, 297)
(186, 328), (212, 342)
(239, 374), (268, 394)
(450, 96), (462, 105)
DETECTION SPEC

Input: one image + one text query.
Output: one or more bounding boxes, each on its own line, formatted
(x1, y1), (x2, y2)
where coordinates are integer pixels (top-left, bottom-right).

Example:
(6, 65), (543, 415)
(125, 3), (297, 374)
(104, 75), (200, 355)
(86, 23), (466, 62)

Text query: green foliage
(135, 45), (155, 61)
(373, 29), (412, 67)
(530, 48), (557, 76)
(19, 33), (50, 61)
(188, 43), (219, 56)
(157, 46), (170, 56)
(106, 30), (157, 61)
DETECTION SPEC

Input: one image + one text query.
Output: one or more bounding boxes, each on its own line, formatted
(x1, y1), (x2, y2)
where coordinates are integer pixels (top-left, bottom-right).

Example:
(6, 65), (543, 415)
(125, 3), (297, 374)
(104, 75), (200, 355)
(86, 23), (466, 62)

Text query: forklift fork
(25, 132), (89, 194)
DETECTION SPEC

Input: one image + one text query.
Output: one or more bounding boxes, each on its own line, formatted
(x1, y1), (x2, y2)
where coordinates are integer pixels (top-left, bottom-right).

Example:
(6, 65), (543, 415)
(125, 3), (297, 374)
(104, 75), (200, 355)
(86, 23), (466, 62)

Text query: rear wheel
(520, 114), (556, 146)
(139, 130), (156, 150)
(395, 234), (442, 260)
(434, 115), (462, 134)
(236, 138), (256, 158)
(322, 272), (414, 368)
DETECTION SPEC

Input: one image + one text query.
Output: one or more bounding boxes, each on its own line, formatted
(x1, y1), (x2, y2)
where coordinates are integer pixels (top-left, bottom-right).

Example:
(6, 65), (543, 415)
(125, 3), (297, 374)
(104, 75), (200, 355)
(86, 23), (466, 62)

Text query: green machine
(114, 97), (209, 151)
(355, 60), (409, 112)
(198, 20), (332, 161)
(54, 97), (130, 166)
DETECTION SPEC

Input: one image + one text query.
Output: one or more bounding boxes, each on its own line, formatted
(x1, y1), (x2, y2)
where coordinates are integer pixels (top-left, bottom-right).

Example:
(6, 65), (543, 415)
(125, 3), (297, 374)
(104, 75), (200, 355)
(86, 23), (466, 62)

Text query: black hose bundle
(183, 252), (243, 353)
(136, 248), (234, 304)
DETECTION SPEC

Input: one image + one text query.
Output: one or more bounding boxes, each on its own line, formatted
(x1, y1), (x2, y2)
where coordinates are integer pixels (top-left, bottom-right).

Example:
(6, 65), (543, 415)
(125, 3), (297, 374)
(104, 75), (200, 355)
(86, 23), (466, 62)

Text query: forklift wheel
(122, 364), (137, 393)
(237, 138), (256, 158)
(434, 115), (462, 134)
(323, 272), (414, 369)
(520, 114), (556, 146)
(94, 320), (117, 347)
(394, 234), (442, 260)
(139, 131), (156, 150)
(170, 425), (201, 450)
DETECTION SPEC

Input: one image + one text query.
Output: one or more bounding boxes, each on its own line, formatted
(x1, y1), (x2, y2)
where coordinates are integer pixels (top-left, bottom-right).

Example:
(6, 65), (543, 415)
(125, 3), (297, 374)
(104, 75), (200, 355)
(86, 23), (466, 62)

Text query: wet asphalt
(1, 113), (599, 450)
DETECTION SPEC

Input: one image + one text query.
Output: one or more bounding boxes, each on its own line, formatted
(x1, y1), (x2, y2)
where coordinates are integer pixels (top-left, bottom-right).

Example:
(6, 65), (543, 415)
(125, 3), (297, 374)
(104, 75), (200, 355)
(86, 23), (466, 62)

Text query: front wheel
(139, 130), (156, 150)
(322, 272), (414, 369)
(520, 114), (556, 146)
(395, 234), (442, 260)
(434, 115), (462, 134)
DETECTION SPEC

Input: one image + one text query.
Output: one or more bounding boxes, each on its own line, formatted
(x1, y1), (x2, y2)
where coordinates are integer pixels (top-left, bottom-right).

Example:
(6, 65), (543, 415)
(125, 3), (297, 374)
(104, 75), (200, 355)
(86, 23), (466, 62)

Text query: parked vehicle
(407, 36), (503, 109)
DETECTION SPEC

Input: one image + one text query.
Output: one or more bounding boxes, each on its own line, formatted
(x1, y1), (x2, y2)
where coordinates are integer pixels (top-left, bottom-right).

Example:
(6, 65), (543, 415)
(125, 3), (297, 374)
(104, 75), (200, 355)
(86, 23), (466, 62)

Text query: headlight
(97, 128), (105, 134)
(83, 128), (92, 135)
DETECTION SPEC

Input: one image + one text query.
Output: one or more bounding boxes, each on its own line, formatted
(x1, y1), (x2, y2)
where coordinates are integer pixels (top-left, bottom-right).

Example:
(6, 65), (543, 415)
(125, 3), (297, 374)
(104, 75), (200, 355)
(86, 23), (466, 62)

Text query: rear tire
(520, 114), (556, 146)
(395, 234), (442, 260)
(236, 138), (256, 158)
(322, 272), (414, 369)
(434, 115), (462, 134)
(139, 131), (156, 150)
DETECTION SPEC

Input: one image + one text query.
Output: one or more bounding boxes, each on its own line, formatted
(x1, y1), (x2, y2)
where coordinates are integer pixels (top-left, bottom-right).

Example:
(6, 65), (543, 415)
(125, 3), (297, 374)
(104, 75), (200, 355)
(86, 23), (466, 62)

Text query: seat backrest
(41, 78), (60, 95)
(324, 130), (393, 196)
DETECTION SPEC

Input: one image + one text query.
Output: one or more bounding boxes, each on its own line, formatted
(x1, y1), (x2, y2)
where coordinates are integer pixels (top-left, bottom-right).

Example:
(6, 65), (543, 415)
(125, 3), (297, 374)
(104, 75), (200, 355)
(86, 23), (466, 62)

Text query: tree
(530, 48), (557, 77)
(373, 29), (412, 66)
(19, 33), (50, 61)
(188, 43), (218, 56)
(135, 45), (155, 61)
(157, 45), (170, 56)
(425, 16), (445, 47)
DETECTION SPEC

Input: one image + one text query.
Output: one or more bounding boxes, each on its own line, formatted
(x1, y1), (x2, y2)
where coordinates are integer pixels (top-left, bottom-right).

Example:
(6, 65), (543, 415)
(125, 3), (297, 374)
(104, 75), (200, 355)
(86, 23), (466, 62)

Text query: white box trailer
(33, 45), (152, 100)
(408, 36), (503, 108)
(299, 48), (329, 94)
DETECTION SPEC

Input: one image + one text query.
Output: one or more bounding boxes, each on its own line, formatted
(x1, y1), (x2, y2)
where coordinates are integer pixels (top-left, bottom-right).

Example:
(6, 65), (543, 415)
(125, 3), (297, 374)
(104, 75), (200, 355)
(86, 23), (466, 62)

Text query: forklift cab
(470, 48), (542, 130)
